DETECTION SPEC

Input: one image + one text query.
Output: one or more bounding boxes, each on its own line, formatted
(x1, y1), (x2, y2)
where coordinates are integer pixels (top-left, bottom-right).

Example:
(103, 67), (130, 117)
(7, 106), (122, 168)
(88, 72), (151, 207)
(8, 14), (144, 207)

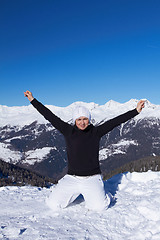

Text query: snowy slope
(0, 99), (160, 128)
(0, 171), (160, 240)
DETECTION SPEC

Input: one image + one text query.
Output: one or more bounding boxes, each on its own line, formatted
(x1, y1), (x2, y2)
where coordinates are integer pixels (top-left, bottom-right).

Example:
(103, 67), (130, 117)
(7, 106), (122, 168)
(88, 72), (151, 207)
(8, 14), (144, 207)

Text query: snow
(0, 99), (160, 128)
(0, 143), (54, 165)
(0, 143), (22, 164)
(24, 147), (55, 165)
(99, 139), (138, 160)
(1, 171), (160, 240)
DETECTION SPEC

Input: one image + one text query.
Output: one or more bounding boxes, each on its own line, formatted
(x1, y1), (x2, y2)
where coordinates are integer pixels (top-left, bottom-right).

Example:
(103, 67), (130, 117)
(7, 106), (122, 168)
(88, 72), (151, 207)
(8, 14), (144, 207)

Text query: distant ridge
(0, 99), (160, 127)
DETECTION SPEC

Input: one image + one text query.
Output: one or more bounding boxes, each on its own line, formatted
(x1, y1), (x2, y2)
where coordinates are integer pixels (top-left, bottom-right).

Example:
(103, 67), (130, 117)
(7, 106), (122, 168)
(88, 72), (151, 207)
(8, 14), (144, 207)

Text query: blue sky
(0, 0), (160, 106)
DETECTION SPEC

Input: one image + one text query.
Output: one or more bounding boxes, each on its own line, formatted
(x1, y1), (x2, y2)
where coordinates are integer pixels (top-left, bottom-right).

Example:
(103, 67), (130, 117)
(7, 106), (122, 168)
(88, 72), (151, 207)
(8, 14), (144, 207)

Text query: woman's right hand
(24, 90), (34, 102)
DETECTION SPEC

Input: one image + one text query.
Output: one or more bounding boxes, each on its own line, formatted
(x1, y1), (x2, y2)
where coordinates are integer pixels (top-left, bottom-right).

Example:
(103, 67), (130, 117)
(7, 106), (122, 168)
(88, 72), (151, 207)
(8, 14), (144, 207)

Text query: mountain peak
(0, 99), (160, 127)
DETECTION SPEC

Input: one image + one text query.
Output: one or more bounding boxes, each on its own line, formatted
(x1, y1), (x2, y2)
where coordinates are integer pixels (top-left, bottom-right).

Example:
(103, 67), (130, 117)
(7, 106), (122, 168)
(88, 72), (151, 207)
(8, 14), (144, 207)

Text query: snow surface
(1, 171), (160, 240)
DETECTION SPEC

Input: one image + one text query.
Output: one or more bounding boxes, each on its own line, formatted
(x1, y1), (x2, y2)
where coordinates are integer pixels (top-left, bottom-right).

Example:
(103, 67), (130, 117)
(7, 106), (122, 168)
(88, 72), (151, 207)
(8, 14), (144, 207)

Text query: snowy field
(0, 171), (160, 240)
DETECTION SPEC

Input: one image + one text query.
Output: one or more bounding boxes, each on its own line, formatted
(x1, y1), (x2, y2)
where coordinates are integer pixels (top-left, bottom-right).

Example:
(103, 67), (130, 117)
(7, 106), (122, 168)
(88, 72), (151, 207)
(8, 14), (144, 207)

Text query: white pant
(46, 174), (110, 212)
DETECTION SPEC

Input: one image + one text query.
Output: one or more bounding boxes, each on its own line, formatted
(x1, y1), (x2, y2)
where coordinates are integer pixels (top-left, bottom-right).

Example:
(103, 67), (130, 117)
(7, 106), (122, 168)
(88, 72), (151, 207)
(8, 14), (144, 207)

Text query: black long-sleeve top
(31, 99), (139, 176)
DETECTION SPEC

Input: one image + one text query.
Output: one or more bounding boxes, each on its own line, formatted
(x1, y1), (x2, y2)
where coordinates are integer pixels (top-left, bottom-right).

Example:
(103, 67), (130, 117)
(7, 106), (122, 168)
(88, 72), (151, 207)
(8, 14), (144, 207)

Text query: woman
(24, 90), (145, 211)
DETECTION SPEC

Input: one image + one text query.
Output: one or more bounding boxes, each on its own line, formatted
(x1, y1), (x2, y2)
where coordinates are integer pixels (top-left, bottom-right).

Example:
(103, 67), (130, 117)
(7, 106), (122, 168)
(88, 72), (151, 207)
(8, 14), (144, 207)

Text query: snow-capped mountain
(0, 99), (160, 180)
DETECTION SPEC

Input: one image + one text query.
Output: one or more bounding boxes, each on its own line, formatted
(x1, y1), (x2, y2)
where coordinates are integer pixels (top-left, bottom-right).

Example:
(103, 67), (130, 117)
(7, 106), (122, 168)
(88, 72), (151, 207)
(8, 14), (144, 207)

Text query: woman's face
(75, 116), (89, 130)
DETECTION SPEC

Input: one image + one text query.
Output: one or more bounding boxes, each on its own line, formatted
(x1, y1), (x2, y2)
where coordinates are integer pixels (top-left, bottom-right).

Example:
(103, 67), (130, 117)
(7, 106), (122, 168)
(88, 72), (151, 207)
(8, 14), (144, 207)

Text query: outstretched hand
(24, 90), (34, 102)
(136, 100), (145, 113)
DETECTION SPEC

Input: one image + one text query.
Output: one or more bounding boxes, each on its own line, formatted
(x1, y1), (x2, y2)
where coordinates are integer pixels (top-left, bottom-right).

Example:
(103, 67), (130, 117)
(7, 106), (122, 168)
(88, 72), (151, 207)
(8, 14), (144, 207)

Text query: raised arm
(96, 99), (145, 137)
(24, 90), (71, 135)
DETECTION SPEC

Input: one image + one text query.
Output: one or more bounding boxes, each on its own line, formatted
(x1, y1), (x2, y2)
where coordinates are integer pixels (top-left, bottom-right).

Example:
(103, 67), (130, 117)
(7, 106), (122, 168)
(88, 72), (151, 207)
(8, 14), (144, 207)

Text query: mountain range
(0, 99), (160, 181)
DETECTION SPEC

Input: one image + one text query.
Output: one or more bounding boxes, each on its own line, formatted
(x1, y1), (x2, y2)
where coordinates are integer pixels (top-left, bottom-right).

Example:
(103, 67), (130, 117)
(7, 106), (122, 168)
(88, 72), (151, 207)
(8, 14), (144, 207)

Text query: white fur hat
(72, 106), (91, 123)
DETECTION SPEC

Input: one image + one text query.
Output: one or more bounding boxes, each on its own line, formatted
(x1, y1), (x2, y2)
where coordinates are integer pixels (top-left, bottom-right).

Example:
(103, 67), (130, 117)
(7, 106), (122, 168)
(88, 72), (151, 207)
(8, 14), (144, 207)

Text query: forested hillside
(0, 159), (56, 187)
(104, 156), (160, 180)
